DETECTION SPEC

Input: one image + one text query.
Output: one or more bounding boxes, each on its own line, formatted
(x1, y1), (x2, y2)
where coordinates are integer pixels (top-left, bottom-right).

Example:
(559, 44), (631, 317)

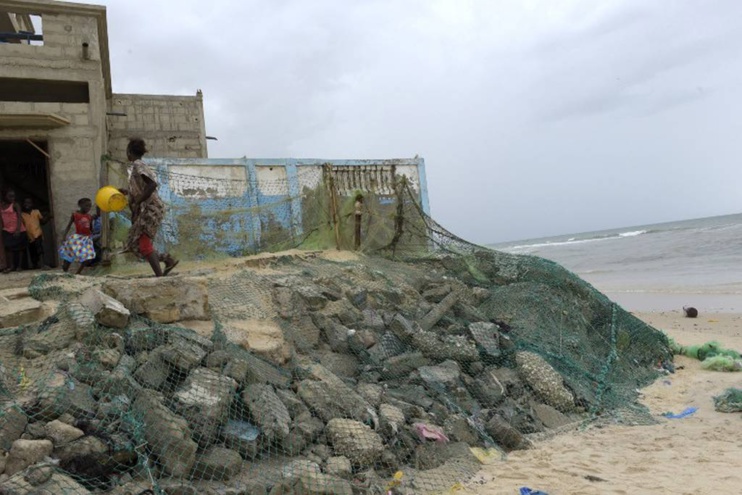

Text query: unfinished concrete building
(0, 0), (208, 266)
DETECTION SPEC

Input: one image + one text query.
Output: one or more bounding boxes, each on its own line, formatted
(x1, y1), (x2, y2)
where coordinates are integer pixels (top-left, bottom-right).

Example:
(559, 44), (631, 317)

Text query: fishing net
(0, 161), (672, 494)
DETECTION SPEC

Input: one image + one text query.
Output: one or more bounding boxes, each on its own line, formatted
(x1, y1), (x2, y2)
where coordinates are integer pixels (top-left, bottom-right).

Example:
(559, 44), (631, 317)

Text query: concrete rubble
(0, 253), (669, 494)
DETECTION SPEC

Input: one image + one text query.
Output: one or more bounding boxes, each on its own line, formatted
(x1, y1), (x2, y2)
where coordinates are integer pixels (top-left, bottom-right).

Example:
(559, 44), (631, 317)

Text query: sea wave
(618, 230), (647, 238)
(505, 229), (651, 251)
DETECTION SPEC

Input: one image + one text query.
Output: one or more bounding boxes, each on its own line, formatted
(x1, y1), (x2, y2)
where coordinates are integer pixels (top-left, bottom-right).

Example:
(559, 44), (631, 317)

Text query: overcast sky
(82, 0), (742, 243)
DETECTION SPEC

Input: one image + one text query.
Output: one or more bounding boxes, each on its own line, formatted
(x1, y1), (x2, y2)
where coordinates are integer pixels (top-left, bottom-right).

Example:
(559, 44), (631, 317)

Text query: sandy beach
(474, 309), (742, 495)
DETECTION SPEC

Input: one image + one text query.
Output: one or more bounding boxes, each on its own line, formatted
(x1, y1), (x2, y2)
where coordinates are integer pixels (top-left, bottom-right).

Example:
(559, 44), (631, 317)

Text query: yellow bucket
(96, 186), (128, 212)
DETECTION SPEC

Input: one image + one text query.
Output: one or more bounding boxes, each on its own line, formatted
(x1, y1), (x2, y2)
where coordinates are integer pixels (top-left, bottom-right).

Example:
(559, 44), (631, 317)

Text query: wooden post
(354, 195), (363, 250)
(325, 164), (341, 250)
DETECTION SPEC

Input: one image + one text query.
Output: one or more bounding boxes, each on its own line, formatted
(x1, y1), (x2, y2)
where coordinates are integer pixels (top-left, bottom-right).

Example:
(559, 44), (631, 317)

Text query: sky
(77, 0), (742, 243)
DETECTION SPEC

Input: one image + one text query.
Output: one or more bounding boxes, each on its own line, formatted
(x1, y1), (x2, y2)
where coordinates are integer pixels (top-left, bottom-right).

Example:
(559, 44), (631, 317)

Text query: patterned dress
(125, 160), (165, 255)
(58, 212), (95, 263)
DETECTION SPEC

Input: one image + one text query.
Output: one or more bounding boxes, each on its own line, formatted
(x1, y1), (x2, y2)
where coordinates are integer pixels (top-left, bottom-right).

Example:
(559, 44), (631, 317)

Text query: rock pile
(0, 253), (668, 494)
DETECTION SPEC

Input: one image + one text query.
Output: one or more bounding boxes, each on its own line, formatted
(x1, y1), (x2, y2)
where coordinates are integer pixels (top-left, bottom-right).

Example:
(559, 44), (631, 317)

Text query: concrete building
(0, 0), (207, 266)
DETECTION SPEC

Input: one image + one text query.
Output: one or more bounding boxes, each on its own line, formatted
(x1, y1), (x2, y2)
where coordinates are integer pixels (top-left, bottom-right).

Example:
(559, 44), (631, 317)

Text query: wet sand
(473, 309), (742, 495)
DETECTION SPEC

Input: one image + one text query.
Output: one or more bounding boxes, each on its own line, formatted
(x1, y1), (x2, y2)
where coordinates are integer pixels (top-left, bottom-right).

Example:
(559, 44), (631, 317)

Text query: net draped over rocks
(0, 168), (672, 494)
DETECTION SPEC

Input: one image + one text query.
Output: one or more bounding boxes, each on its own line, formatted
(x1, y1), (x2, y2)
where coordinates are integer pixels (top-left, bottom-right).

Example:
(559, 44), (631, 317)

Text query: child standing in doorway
(58, 198), (96, 275)
(1, 189), (28, 273)
(21, 198), (51, 269)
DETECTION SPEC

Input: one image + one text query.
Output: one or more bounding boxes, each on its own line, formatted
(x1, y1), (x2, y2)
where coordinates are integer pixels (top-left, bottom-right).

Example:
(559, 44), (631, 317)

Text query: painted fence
(105, 157), (429, 257)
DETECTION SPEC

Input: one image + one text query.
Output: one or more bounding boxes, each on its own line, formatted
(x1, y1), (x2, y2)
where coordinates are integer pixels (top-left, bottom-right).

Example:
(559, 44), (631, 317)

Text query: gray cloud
(80, 0), (742, 243)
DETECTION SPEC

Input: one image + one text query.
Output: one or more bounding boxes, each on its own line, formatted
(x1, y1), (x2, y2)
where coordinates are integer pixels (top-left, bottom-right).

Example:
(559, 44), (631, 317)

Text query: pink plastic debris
(413, 422), (449, 443)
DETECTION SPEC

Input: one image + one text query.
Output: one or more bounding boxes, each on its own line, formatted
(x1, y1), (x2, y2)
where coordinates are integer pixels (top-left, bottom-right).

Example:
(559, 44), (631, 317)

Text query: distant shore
(605, 290), (742, 314)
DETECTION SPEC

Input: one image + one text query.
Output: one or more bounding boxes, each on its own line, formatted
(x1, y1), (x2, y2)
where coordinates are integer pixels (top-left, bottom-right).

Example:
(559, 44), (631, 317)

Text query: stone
(326, 419), (384, 466)
(413, 331), (479, 364)
(471, 287), (490, 305)
(295, 472), (353, 495)
(221, 419), (261, 460)
(242, 352), (292, 389)
(468, 322), (501, 358)
(379, 404), (405, 437)
(357, 384), (383, 408)
(516, 351), (575, 412)
(485, 416), (526, 451)
(282, 459), (321, 482)
(192, 447), (243, 481)
(295, 286), (329, 310)
(37, 374), (97, 420)
(177, 319), (215, 340)
(275, 389), (309, 419)
(79, 288), (130, 328)
(0, 407), (28, 451)
(54, 436), (108, 471)
(361, 309), (385, 331)
(284, 317), (321, 352)
(0, 288), (55, 329)
(443, 415), (479, 445)
(132, 391), (198, 477)
(173, 368), (238, 446)
(161, 339), (208, 371)
(381, 352), (431, 379)
(44, 420), (84, 446)
(532, 403), (573, 429)
(224, 358), (250, 383)
(422, 284), (451, 303)
(4, 439), (53, 475)
(0, 472), (91, 494)
(223, 319), (292, 365)
(418, 360), (461, 388)
(125, 322), (163, 353)
(319, 352), (359, 378)
(0, 450), (7, 474)
(24, 464), (54, 486)
(297, 368), (372, 424)
(133, 349), (171, 390)
(325, 456), (352, 479)
(205, 350), (232, 369)
(95, 348), (122, 370)
(320, 320), (350, 354)
(243, 384), (291, 442)
(103, 276), (210, 323)
(292, 412), (324, 443)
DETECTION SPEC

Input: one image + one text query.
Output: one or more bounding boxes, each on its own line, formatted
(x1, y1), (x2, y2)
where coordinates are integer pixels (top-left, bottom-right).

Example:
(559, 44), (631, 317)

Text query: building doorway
(0, 139), (56, 268)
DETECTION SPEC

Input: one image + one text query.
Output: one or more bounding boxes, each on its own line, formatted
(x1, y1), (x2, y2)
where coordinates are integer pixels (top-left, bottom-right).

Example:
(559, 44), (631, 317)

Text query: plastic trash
(662, 407), (697, 419)
(412, 422), (449, 443)
(520, 488), (549, 495)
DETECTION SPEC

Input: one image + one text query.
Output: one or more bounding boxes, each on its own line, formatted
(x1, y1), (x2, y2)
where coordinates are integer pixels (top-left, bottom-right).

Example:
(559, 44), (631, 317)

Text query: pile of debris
(0, 251), (670, 494)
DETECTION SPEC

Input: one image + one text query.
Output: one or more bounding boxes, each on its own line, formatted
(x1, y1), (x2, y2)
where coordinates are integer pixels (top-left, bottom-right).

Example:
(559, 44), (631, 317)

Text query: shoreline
(604, 290), (742, 314)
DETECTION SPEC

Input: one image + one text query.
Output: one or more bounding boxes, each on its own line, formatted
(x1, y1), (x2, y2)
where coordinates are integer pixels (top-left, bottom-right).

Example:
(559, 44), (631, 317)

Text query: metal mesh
(0, 165), (672, 494)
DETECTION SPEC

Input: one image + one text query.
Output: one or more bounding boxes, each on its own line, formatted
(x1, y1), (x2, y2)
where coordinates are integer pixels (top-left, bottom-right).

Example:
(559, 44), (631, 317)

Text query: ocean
(490, 213), (742, 313)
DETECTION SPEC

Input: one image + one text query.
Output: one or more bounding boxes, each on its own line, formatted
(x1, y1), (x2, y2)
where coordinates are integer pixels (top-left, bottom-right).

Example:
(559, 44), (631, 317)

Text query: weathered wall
(107, 93), (208, 161)
(0, 6), (108, 247)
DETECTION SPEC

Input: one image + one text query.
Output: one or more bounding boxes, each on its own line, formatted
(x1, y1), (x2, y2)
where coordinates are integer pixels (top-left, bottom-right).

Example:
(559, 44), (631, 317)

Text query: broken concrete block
(79, 288), (130, 328)
(173, 368), (237, 446)
(103, 276), (210, 323)
(243, 384), (291, 442)
(326, 419), (384, 466)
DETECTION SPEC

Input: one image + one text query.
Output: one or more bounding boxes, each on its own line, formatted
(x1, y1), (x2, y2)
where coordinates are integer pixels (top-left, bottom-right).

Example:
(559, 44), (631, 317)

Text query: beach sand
(472, 310), (742, 495)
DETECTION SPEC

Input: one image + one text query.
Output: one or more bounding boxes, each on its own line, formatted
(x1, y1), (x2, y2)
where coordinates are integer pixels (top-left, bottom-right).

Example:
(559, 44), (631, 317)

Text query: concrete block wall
(0, 7), (108, 249)
(107, 93), (208, 161)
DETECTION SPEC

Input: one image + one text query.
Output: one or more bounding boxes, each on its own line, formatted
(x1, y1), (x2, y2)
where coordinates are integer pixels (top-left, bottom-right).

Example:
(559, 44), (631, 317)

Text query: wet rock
(132, 390), (198, 477)
(325, 456), (352, 479)
(4, 439), (53, 475)
(516, 351), (575, 412)
(244, 384), (291, 442)
(192, 447), (243, 481)
(103, 276), (210, 323)
(0, 406), (28, 451)
(79, 288), (130, 328)
(326, 419), (384, 466)
(174, 368), (238, 446)
(44, 420), (84, 447)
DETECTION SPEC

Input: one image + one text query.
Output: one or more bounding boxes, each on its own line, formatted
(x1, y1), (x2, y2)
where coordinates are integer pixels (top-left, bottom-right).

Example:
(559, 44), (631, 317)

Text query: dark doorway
(0, 140), (56, 268)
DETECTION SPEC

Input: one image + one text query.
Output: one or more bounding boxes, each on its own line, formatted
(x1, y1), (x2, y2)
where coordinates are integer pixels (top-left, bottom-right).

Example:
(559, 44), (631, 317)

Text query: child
(1, 189), (28, 273)
(21, 198), (51, 269)
(58, 198), (96, 275)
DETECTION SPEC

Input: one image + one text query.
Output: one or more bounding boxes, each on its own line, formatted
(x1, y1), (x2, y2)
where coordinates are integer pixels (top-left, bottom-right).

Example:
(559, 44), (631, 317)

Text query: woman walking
(122, 138), (178, 277)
